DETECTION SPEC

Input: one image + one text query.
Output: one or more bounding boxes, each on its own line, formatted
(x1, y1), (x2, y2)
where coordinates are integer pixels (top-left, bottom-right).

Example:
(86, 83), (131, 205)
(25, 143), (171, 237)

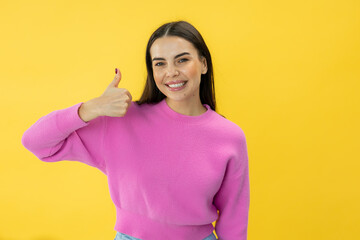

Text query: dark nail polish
(115, 68), (118, 74)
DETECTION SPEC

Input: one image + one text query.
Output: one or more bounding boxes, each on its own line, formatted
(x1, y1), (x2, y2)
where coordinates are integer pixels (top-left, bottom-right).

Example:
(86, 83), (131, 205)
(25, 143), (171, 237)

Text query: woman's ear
(201, 56), (208, 75)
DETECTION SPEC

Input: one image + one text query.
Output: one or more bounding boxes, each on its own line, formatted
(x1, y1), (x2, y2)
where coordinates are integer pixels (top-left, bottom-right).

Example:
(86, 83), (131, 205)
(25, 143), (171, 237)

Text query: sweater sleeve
(213, 130), (250, 240)
(21, 102), (107, 175)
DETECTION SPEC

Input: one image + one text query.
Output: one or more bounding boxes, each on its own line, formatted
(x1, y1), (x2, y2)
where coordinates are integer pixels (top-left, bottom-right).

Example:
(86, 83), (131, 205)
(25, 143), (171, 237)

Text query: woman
(22, 20), (250, 240)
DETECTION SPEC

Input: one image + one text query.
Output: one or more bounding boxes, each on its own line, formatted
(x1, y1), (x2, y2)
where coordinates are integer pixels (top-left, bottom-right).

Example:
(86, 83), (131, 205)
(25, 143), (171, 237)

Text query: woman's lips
(165, 80), (187, 86)
(166, 81), (188, 91)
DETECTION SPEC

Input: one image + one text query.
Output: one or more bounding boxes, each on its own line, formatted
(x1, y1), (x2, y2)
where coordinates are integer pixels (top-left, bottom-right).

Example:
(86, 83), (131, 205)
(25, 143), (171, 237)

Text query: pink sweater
(21, 98), (250, 240)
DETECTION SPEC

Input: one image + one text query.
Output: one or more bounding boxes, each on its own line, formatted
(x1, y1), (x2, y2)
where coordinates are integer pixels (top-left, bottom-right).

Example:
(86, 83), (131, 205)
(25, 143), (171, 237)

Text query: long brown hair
(136, 20), (222, 116)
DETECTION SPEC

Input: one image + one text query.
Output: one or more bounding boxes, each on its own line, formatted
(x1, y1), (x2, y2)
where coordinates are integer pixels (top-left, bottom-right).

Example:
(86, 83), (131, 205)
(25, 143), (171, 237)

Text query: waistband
(114, 207), (215, 240)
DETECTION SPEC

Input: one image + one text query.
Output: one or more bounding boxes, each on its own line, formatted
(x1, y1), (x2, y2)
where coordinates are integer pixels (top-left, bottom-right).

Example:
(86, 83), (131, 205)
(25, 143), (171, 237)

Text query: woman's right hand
(78, 68), (133, 122)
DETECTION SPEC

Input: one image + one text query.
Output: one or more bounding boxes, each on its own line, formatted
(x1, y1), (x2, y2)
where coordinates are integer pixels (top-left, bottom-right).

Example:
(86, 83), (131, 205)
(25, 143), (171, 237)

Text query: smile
(165, 81), (188, 91)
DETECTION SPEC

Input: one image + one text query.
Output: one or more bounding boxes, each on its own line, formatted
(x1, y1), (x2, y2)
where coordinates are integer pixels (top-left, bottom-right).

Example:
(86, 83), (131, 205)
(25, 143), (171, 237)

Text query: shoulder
(209, 111), (247, 142)
(208, 112), (248, 168)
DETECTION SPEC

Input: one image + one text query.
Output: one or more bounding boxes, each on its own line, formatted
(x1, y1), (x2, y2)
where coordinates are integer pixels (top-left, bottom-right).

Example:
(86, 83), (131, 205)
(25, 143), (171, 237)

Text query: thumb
(108, 68), (122, 88)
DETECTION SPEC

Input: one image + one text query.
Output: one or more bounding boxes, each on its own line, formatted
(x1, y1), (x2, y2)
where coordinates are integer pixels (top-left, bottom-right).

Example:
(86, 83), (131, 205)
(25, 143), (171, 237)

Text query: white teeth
(168, 82), (185, 88)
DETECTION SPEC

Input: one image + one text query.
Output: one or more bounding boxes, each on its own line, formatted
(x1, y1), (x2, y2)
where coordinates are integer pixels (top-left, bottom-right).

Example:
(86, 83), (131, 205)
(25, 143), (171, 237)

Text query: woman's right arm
(21, 100), (108, 173)
(21, 68), (132, 175)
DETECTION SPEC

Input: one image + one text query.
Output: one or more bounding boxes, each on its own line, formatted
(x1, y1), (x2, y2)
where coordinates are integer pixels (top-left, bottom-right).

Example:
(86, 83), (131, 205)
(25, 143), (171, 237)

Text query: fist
(97, 68), (133, 117)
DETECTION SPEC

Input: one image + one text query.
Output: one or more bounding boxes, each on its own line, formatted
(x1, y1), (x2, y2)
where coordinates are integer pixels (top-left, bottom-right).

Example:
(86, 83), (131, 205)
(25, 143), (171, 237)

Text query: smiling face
(150, 36), (207, 105)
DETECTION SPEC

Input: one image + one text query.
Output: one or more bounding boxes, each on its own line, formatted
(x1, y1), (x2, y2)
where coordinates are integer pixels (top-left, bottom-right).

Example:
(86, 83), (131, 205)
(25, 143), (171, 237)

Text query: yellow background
(1, 0), (359, 239)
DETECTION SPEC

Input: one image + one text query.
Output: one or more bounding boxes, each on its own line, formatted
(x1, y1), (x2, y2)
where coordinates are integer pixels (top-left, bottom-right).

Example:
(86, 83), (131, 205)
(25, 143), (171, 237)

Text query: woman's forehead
(150, 36), (197, 57)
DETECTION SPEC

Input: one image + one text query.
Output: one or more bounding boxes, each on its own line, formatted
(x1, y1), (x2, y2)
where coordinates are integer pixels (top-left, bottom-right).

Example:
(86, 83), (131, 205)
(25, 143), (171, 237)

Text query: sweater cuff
(55, 102), (90, 134)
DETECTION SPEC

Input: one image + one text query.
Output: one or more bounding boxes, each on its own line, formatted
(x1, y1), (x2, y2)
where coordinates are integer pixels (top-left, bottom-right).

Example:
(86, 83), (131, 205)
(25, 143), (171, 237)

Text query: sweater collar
(156, 98), (213, 124)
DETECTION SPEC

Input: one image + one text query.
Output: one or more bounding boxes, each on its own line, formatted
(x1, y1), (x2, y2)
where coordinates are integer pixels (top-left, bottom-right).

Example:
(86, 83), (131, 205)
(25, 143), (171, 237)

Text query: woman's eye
(179, 58), (188, 63)
(155, 62), (164, 66)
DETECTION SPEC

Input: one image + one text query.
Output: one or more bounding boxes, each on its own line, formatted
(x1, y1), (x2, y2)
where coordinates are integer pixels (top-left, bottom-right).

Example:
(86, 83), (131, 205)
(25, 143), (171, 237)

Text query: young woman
(22, 21), (250, 240)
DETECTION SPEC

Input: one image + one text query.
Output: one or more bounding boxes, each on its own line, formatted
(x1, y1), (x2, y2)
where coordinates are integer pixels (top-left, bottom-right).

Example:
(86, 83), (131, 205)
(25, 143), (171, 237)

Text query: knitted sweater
(21, 98), (250, 240)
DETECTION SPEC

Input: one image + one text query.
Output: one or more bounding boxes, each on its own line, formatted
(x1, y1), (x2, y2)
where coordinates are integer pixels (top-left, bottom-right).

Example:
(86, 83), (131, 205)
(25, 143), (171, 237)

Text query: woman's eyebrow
(152, 52), (190, 61)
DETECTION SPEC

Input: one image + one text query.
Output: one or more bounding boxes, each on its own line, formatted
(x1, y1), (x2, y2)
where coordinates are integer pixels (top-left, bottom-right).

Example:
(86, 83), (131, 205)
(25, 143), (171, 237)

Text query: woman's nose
(165, 64), (179, 77)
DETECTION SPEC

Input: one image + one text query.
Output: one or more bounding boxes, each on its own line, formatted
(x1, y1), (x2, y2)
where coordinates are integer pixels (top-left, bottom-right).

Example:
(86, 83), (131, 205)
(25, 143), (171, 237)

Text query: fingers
(125, 91), (133, 102)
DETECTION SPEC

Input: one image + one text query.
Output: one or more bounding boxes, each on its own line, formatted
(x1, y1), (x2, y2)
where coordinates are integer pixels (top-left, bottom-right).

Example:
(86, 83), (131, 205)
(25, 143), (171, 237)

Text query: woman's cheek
(184, 62), (198, 78)
(153, 71), (162, 83)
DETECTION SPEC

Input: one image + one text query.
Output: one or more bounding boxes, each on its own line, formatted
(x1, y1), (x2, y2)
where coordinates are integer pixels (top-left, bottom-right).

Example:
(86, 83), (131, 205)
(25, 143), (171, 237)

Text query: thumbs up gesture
(78, 68), (133, 122)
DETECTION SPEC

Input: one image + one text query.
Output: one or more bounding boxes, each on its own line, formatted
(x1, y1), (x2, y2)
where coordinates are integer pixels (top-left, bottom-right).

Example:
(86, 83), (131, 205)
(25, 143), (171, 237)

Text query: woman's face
(150, 36), (207, 104)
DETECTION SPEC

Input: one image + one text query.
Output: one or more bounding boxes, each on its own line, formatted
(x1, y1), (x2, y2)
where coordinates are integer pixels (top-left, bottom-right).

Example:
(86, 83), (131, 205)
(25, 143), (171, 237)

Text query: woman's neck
(165, 98), (207, 116)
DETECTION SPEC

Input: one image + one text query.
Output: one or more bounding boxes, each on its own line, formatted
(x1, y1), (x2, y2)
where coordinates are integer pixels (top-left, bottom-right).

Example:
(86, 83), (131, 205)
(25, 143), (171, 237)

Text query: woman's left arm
(213, 131), (250, 240)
